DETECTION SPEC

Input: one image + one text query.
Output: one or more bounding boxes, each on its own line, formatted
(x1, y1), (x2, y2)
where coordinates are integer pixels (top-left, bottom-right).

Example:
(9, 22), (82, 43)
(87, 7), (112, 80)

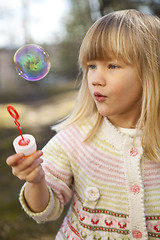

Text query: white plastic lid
(13, 134), (37, 156)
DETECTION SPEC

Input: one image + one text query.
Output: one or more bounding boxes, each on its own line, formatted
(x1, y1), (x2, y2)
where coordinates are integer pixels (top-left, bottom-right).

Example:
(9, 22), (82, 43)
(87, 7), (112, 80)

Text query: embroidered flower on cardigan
(79, 212), (85, 222)
(118, 221), (127, 229)
(105, 219), (113, 226)
(91, 215), (100, 225)
(85, 187), (100, 201)
(154, 224), (160, 233)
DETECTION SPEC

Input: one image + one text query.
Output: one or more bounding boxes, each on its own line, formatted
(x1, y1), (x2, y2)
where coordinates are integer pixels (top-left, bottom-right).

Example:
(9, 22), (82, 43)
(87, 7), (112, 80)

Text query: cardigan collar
(96, 117), (142, 150)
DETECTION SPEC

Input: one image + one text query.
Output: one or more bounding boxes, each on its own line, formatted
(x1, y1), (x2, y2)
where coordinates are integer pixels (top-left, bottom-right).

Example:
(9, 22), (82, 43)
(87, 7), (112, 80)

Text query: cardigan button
(132, 230), (142, 238)
(130, 184), (140, 194)
(130, 147), (138, 157)
(85, 187), (100, 201)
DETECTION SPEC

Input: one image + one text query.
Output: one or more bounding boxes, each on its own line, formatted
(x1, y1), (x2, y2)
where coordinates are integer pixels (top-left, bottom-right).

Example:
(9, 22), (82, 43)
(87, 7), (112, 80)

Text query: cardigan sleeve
(19, 183), (62, 223)
(42, 130), (74, 203)
(19, 130), (74, 223)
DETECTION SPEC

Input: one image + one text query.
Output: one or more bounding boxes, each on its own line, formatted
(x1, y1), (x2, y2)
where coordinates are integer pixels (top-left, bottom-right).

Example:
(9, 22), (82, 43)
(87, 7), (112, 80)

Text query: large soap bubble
(14, 44), (51, 81)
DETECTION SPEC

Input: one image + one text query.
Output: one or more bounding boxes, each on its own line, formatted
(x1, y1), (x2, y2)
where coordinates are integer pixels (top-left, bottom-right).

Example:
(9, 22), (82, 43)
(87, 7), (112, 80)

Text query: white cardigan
(19, 117), (160, 239)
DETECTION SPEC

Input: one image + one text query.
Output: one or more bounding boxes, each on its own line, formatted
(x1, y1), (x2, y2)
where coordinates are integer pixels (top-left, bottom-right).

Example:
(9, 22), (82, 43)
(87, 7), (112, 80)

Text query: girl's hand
(6, 151), (44, 183)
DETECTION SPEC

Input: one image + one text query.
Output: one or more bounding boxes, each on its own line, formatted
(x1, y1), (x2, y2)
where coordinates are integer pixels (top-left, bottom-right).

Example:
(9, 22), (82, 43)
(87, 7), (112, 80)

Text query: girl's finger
(18, 158), (43, 177)
(6, 153), (24, 166)
(14, 150), (43, 171)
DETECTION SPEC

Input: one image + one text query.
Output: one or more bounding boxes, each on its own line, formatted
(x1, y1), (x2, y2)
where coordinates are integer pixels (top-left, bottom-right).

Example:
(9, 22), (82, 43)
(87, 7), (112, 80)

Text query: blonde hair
(54, 9), (160, 163)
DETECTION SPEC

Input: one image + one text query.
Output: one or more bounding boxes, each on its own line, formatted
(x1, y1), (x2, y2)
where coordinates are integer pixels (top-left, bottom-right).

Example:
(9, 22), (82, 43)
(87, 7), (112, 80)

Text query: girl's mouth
(94, 92), (106, 102)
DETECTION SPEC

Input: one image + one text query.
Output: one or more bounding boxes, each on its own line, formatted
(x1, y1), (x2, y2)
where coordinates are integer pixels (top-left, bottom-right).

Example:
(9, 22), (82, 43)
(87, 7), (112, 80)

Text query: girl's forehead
(79, 38), (137, 71)
(81, 42), (130, 66)
(86, 57), (123, 63)
(80, 29), (134, 67)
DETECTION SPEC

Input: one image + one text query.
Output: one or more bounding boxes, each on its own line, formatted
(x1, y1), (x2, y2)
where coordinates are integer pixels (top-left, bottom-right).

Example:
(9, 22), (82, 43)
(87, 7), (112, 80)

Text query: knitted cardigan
(19, 117), (160, 240)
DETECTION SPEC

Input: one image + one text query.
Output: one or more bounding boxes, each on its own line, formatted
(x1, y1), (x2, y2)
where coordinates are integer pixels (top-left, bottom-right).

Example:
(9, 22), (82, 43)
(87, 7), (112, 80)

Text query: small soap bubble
(14, 44), (51, 81)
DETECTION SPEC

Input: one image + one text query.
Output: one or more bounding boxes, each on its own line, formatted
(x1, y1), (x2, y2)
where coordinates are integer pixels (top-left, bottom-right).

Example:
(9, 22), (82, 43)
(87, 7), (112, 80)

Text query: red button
(130, 147), (138, 157)
(130, 184), (140, 194)
(132, 230), (142, 238)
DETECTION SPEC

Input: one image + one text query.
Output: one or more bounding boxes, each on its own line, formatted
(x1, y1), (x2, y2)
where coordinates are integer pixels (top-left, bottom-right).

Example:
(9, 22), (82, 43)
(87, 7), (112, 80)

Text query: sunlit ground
(0, 91), (77, 129)
(0, 89), (77, 240)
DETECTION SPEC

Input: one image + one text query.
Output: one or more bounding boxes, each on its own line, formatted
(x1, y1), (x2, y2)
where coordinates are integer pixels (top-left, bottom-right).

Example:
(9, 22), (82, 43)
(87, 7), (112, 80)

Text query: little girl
(7, 9), (160, 240)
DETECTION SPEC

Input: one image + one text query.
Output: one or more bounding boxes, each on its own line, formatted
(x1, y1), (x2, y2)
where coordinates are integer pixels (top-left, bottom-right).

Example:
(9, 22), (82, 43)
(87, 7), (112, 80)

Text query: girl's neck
(107, 115), (139, 129)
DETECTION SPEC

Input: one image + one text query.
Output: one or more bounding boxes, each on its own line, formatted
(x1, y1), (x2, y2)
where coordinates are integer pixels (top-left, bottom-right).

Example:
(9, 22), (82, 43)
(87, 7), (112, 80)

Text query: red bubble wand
(7, 105), (30, 146)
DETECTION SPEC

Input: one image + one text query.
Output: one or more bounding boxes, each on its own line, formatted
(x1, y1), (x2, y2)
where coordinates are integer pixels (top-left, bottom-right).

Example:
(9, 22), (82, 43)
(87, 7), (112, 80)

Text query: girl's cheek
(109, 84), (124, 95)
(87, 81), (92, 94)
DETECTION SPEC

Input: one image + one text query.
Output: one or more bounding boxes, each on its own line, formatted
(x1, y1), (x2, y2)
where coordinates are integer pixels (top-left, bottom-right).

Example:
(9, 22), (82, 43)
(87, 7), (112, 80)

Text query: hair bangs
(79, 12), (140, 69)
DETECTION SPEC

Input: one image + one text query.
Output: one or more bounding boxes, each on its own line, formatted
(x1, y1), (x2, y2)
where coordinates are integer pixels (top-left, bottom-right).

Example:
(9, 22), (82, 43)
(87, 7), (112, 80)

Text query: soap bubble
(14, 44), (51, 81)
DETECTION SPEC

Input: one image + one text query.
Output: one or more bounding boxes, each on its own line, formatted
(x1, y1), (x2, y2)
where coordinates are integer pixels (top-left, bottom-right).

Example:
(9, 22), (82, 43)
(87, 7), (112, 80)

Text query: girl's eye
(88, 64), (96, 70)
(108, 64), (119, 69)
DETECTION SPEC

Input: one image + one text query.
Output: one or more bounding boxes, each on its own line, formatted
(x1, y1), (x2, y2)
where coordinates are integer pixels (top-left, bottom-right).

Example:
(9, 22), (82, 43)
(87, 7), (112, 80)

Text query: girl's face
(87, 59), (142, 128)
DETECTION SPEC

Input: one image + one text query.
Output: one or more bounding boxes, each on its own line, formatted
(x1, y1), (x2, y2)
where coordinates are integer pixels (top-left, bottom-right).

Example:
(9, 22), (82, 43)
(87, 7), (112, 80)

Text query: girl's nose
(92, 71), (106, 86)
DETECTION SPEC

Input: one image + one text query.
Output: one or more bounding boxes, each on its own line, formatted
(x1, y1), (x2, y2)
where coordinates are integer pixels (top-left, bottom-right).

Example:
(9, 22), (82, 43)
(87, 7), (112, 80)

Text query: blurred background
(0, 0), (160, 239)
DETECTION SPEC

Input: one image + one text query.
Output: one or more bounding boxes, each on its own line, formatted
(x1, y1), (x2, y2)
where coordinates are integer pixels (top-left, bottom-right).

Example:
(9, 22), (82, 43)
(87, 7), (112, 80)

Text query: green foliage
(56, 0), (93, 78)
(56, 0), (160, 78)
